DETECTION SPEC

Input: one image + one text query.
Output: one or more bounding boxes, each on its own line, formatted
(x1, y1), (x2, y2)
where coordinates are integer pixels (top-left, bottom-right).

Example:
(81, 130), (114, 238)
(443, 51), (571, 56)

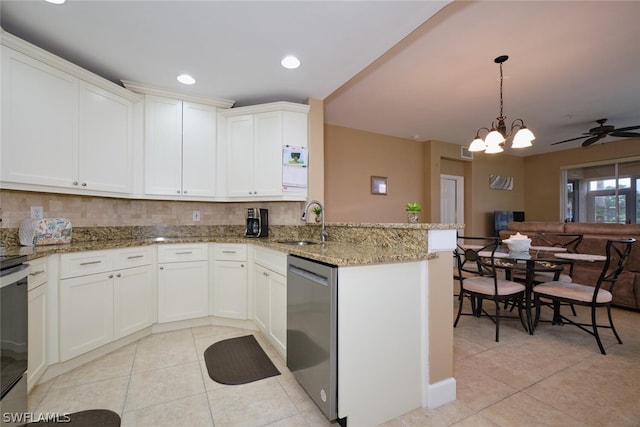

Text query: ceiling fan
(551, 118), (640, 147)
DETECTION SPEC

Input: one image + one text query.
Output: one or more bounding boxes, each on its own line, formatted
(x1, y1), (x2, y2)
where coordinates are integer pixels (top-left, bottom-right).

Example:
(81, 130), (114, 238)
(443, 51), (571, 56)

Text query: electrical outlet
(193, 210), (201, 222)
(31, 206), (44, 219)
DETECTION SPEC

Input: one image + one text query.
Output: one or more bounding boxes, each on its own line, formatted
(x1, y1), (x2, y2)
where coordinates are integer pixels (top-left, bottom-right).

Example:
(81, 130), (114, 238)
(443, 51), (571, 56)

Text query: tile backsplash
(0, 190), (305, 228)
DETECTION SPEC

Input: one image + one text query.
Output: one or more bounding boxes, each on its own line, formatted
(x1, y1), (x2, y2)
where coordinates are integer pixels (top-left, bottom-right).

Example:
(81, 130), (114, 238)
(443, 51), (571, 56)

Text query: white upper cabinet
(0, 40), (136, 196)
(143, 95), (217, 198)
(220, 102), (309, 201)
(1, 46), (79, 188)
(79, 81), (133, 194)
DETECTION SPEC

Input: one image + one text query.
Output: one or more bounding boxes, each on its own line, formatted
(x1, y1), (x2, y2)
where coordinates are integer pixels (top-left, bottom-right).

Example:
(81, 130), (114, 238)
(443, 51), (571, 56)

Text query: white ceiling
(2, 1), (639, 157)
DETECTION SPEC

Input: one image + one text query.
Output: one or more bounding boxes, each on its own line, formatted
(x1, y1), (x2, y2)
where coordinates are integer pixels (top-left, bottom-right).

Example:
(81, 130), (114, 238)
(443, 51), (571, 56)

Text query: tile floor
(28, 302), (640, 426)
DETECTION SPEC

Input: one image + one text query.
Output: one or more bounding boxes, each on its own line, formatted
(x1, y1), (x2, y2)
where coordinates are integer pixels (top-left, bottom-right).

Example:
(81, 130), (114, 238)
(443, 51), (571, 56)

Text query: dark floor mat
(25, 409), (120, 426)
(204, 335), (280, 385)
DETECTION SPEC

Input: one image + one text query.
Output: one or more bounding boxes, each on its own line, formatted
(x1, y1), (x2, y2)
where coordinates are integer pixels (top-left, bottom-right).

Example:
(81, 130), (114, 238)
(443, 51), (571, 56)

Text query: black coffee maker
(244, 208), (268, 238)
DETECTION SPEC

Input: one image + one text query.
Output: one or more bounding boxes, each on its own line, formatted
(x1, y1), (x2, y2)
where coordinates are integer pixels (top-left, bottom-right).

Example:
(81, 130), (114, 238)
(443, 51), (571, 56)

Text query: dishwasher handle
(288, 264), (329, 287)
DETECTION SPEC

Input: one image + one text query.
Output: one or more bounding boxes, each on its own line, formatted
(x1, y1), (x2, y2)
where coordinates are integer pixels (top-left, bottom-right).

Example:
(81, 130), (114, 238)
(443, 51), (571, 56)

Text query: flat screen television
(494, 210), (525, 236)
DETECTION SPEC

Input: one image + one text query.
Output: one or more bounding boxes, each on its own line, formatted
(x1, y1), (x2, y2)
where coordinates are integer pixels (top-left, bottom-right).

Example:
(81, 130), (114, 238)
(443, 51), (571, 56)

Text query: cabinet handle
(160, 266), (164, 270)
(183, 190), (188, 194)
(73, 181), (78, 186)
(177, 190), (181, 194)
(241, 264), (244, 268)
(175, 251), (193, 255)
(29, 270), (45, 276)
(222, 250), (236, 254)
(127, 255), (144, 259)
(263, 271), (269, 277)
(80, 260), (102, 266)
(108, 274), (114, 278)
(116, 273), (122, 278)
(81, 182), (87, 187)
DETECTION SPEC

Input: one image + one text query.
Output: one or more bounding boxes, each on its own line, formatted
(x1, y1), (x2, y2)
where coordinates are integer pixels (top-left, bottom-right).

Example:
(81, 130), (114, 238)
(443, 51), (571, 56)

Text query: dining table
(478, 247), (567, 334)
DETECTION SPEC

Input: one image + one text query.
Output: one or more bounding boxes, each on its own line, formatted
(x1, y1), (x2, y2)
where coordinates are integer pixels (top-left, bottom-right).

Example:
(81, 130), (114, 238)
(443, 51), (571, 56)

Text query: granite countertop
(0, 237), (434, 267)
(0, 222), (460, 266)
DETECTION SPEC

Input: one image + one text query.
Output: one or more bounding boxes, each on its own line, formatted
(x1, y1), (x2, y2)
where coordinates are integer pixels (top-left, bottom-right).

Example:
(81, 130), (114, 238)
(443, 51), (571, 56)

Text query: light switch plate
(31, 206), (44, 219)
(193, 210), (201, 221)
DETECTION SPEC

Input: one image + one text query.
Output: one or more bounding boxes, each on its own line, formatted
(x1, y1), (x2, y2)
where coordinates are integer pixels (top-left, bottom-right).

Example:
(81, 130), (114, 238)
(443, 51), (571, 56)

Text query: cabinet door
(226, 115), (255, 197)
(28, 283), (47, 390)
(113, 265), (153, 339)
(253, 111), (284, 196)
(213, 260), (248, 319)
(182, 102), (217, 197)
(253, 264), (270, 334)
(78, 81), (132, 194)
(269, 271), (287, 355)
(59, 273), (114, 361)
(144, 96), (183, 195)
(1, 47), (78, 188)
(158, 261), (209, 323)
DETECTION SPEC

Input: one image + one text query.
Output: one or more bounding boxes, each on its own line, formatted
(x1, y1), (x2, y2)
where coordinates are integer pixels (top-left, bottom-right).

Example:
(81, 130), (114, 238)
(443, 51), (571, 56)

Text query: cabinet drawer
(60, 251), (112, 279)
(214, 244), (247, 261)
(27, 257), (48, 290)
(114, 246), (153, 270)
(157, 244), (208, 263)
(253, 246), (287, 276)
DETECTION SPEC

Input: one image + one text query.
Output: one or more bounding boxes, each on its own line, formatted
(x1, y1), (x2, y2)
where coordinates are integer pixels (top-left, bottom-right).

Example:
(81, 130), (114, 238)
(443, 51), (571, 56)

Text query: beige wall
(523, 137), (640, 221)
(324, 124), (425, 223)
(306, 98), (325, 203)
(323, 125), (527, 236)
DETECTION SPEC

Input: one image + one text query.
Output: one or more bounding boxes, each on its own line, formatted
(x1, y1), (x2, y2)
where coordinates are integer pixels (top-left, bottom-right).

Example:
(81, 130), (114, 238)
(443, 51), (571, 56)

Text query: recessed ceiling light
(177, 74), (196, 85)
(45, 0), (66, 4)
(281, 55), (301, 69)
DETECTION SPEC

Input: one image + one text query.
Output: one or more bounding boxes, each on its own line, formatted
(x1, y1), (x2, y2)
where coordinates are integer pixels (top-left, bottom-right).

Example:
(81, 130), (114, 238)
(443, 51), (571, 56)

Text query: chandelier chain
(499, 62), (504, 118)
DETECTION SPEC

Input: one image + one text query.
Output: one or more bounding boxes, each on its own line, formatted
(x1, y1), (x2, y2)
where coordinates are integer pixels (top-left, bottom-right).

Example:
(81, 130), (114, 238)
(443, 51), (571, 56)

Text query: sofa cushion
(564, 222), (640, 235)
(507, 222), (565, 233)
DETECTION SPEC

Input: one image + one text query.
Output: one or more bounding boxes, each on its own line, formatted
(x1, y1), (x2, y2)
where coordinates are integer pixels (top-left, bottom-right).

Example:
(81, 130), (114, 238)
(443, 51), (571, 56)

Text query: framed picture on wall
(371, 176), (388, 195)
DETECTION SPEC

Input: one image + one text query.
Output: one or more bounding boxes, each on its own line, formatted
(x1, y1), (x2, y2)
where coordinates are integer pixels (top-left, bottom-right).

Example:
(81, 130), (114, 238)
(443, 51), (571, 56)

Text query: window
(562, 159), (640, 224)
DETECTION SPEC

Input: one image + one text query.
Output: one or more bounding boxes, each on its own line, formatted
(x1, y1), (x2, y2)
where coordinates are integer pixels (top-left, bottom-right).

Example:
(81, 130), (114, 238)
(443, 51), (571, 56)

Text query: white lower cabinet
(253, 247), (287, 356)
(212, 244), (248, 319)
(59, 247), (153, 361)
(27, 257), (48, 391)
(59, 272), (114, 361)
(157, 244), (209, 323)
(113, 265), (153, 339)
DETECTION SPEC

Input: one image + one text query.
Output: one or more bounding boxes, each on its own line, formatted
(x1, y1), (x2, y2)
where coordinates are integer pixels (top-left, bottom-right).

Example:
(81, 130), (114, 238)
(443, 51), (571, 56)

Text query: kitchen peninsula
(0, 222), (460, 426)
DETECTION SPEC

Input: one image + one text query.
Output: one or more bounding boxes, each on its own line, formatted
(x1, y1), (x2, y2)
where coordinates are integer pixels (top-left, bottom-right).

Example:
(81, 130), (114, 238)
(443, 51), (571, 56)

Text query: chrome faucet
(301, 200), (329, 242)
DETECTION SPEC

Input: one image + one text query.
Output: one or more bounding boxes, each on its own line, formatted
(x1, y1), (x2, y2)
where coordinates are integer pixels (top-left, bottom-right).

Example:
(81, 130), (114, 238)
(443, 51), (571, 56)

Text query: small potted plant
(405, 202), (422, 223)
(312, 206), (323, 222)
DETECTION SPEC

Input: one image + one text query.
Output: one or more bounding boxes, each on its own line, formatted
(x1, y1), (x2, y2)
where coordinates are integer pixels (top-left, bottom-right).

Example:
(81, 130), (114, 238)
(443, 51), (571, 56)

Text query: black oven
(0, 254), (29, 425)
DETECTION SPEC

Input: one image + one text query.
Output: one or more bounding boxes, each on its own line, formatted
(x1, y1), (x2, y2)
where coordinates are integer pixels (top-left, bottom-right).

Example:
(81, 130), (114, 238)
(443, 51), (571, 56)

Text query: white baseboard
(425, 377), (456, 409)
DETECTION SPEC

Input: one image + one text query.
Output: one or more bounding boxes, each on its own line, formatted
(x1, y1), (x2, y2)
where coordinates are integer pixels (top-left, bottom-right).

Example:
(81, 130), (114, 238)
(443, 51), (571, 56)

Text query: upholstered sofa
(499, 222), (640, 310)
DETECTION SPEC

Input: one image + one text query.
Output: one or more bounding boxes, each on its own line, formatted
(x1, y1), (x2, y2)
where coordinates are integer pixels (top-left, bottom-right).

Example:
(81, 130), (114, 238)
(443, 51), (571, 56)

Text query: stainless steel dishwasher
(286, 254), (338, 421)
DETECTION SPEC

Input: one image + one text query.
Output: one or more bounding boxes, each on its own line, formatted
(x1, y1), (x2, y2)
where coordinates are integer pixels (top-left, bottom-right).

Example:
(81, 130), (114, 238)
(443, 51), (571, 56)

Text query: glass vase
(407, 211), (419, 223)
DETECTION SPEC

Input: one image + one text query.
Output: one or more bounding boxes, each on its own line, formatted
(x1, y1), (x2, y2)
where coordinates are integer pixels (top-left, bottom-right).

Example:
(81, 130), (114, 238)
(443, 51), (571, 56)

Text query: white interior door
(441, 174), (464, 230)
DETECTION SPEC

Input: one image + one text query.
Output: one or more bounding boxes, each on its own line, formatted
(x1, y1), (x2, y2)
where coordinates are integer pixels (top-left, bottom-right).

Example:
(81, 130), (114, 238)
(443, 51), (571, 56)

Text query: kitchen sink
(276, 240), (319, 246)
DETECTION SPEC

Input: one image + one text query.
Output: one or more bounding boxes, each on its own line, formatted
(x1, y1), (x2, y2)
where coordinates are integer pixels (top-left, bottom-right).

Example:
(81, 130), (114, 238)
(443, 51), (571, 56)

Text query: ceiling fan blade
(551, 135), (589, 145)
(613, 125), (640, 132)
(610, 131), (640, 138)
(582, 135), (605, 147)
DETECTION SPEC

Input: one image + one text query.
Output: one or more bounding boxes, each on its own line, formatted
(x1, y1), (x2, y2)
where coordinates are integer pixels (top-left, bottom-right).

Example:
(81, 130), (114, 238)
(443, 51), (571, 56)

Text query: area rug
(25, 409), (120, 426)
(204, 335), (280, 385)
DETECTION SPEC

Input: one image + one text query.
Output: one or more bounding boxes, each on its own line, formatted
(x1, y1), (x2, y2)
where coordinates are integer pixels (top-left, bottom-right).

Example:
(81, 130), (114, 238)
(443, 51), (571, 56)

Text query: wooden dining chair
(532, 238), (635, 355)
(454, 236), (528, 342)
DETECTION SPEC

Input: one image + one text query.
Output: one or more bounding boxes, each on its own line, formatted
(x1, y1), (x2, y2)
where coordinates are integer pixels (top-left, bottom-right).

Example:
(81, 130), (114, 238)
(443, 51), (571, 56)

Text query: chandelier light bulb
(468, 137), (487, 152)
(485, 139), (504, 154)
(512, 127), (535, 148)
(485, 129), (505, 146)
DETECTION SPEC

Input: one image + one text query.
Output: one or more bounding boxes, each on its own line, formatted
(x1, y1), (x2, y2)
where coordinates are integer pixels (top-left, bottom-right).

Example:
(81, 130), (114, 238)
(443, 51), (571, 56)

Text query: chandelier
(468, 55), (535, 154)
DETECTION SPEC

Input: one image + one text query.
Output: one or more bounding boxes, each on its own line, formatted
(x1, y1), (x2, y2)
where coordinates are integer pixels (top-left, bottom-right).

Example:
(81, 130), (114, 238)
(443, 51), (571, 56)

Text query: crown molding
(122, 80), (235, 109)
